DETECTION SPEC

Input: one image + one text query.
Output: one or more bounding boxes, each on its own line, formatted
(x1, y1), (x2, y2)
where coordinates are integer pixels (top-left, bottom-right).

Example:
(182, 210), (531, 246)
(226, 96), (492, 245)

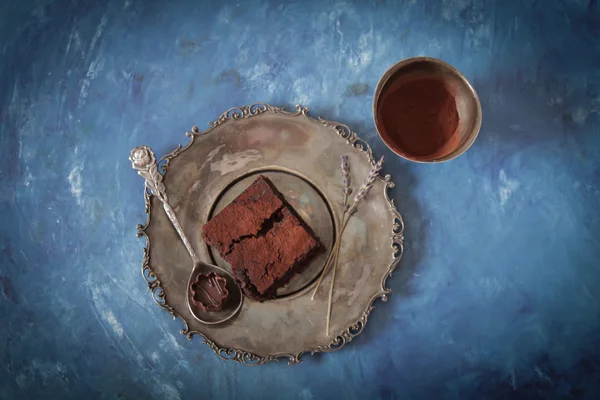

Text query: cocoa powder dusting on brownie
(226, 207), (320, 296)
(201, 175), (322, 300)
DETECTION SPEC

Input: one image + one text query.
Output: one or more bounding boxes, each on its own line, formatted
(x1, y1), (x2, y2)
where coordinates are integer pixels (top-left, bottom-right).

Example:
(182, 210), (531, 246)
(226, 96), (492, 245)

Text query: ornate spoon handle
(130, 146), (200, 266)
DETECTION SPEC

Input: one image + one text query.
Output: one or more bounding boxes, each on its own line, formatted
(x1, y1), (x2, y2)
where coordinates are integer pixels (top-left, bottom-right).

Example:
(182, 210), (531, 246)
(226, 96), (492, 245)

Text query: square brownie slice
(202, 175), (322, 300)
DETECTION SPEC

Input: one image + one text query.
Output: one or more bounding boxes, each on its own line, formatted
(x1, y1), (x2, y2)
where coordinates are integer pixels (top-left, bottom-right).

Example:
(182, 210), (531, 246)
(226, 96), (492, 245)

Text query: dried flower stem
(325, 156), (383, 335)
(313, 156), (384, 298)
(348, 156), (385, 216)
(311, 156), (352, 301)
(325, 213), (350, 335)
(309, 155), (384, 336)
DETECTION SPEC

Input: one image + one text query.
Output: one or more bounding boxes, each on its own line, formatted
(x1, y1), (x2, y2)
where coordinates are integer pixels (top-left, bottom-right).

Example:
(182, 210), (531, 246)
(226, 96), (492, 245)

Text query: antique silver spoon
(130, 145), (243, 325)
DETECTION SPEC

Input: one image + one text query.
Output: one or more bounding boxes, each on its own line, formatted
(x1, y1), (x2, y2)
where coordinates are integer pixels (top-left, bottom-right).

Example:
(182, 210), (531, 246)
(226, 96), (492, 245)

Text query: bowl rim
(372, 56), (483, 163)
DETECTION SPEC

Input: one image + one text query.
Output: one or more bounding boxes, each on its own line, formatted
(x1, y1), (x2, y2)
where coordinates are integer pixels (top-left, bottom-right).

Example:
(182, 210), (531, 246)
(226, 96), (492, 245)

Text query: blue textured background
(1, 0), (599, 399)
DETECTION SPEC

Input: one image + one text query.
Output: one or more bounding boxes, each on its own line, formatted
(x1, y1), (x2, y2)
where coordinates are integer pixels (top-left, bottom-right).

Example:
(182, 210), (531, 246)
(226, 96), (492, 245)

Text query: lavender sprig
(325, 156), (384, 335)
(309, 154), (386, 336)
(311, 155), (353, 301)
(341, 155), (352, 202)
(313, 156), (385, 299)
(347, 156), (384, 216)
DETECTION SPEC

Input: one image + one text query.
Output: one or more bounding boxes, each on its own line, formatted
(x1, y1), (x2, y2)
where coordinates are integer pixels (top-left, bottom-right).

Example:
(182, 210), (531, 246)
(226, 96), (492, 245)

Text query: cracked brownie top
(201, 175), (322, 301)
(201, 175), (286, 257)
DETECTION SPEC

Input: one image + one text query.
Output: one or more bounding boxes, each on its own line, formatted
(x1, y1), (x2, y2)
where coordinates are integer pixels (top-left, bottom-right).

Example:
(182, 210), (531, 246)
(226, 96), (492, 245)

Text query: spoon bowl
(186, 262), (243, 324)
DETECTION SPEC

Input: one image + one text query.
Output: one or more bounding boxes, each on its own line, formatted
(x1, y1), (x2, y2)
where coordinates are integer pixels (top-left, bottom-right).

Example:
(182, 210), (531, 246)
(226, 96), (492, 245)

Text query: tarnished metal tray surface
(137, 103), (404, 365)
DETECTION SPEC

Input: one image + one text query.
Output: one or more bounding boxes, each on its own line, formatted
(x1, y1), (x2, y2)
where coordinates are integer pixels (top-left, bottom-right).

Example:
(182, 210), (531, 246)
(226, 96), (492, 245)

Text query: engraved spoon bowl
(185, 261), (243, 324)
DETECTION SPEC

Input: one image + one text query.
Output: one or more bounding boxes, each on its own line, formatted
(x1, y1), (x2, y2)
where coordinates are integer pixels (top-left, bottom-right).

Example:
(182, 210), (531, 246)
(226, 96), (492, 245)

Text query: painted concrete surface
(1, 0), (599, 399)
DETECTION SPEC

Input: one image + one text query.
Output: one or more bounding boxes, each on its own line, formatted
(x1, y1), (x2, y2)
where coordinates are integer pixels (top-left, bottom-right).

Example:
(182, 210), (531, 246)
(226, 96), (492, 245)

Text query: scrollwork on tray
(383, 174), (405, 262)
(137, 188), (191, 333)
(135, 103), (404, 365)
(159, 127), (198, 174)
(209, 103), (286, 128)
(319, 118), (375, 164)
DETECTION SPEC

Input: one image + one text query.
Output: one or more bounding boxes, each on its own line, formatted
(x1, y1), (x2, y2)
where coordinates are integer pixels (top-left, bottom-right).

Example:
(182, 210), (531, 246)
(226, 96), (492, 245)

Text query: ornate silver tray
(137, 103), (404, 365)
